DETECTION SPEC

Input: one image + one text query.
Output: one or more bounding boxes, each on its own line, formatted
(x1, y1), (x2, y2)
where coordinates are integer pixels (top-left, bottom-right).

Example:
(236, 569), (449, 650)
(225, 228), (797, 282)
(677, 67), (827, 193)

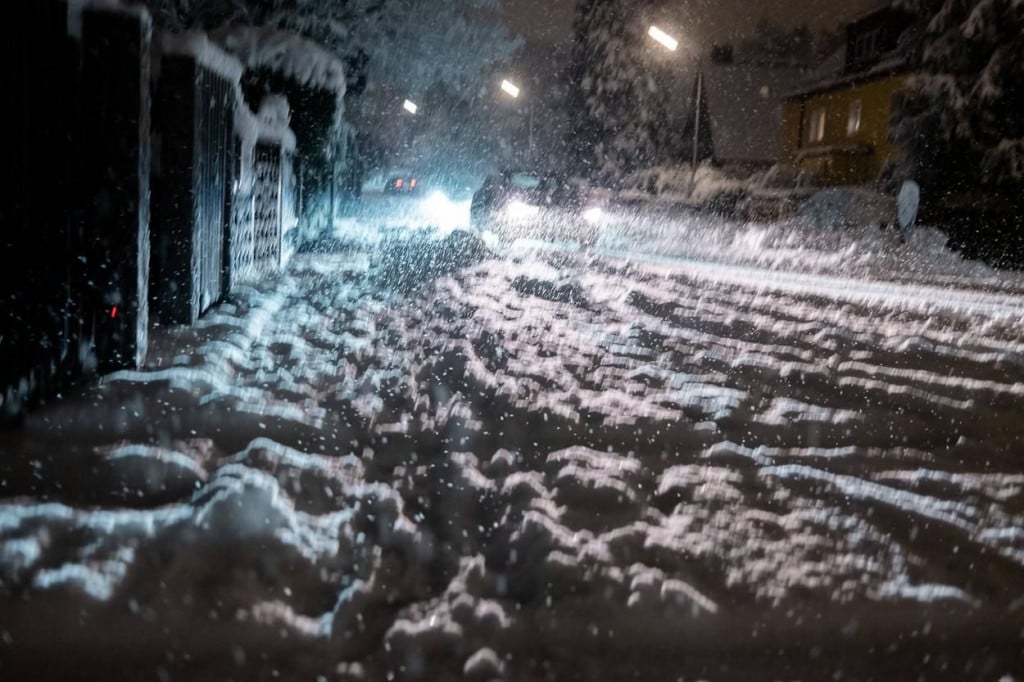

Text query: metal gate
(193, 66), (232, 313)
(253, 142), (283, 274)
(226, 134), (255, 289)
(151, 52), (236, 325)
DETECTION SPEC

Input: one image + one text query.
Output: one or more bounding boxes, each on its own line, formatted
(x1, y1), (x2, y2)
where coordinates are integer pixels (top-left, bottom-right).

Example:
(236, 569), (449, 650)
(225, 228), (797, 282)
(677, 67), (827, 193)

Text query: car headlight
(583, 206), (605, 224)
(422, 190), (470, 230)
(505, 200), (540, 221)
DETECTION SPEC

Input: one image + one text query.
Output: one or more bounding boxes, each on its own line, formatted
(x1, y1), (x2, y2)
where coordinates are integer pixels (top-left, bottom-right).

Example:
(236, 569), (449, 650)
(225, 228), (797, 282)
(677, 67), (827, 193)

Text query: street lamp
(648, 25), (701, 185)
(500, 79), (521, 99)
(647, 25), (679, 52)
(500, 79), (534, 158)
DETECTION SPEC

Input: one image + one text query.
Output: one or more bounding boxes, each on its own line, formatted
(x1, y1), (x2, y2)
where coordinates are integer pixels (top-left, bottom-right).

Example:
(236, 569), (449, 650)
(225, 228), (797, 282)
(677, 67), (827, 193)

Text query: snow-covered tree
(888, 0), (1024, 199)
(135, 0), (517, 107)
(568, 0), (678, 181)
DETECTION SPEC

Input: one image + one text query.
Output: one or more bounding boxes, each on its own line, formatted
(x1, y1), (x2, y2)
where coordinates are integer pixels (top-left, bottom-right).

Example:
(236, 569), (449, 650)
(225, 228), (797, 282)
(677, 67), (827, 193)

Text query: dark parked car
(470, 170), (607, 244)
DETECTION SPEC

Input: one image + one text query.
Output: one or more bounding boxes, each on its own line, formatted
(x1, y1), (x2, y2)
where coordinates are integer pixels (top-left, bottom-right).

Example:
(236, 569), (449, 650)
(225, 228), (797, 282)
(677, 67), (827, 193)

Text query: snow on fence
(2, 0), (152, 424)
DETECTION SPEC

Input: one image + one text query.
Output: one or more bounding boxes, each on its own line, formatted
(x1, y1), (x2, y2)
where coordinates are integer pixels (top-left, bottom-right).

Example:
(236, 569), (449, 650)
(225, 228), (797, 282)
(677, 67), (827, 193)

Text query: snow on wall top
(159, 31), (244, 83)
(256, 95), (297, 151)
(67, 0), (151, 40)
(234, 96), (260, 149)
(221, 27), (347, 101)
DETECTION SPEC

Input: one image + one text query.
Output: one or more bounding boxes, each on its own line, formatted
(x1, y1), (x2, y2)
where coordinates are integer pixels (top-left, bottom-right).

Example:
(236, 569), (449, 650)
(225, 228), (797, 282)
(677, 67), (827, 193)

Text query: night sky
(502, 0), (882, 46)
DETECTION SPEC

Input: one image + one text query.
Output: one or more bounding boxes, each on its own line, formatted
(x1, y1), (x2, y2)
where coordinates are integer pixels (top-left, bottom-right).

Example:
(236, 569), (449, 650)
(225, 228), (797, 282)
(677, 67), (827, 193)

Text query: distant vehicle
(470, 170), (606, 244)
(384, 175), (421, 194)
(738, 166), (822, 222)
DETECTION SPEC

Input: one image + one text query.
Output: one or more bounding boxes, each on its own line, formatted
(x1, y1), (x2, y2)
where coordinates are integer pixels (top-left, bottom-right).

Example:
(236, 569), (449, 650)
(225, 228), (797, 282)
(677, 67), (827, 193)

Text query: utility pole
(692, 60), (702, 186)
(647, 26), (704, 187)
(528, 101), (535, 161)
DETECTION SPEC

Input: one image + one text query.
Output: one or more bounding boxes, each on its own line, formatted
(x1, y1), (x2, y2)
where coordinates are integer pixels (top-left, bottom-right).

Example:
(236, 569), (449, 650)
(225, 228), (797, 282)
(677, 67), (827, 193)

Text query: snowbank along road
(2, 225), (1024, 680)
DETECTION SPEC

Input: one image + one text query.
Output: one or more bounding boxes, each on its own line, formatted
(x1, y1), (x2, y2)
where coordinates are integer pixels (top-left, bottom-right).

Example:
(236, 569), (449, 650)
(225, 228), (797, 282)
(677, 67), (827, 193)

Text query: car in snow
(738, 165), (822, 222)
(384, 174), (422, 195)
(798, 186), (899, 230)
(470, 170), (607, 244)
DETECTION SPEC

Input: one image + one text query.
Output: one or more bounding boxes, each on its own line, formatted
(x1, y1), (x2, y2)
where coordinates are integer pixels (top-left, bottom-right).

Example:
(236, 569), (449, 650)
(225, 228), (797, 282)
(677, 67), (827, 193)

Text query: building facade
(780, 6), (914, 186)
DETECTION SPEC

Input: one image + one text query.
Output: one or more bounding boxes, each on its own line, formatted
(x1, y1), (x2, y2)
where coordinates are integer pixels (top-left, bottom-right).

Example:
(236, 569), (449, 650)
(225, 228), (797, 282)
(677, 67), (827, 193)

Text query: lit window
(847, 99), (862, 136)
(809, 108), (826, 143)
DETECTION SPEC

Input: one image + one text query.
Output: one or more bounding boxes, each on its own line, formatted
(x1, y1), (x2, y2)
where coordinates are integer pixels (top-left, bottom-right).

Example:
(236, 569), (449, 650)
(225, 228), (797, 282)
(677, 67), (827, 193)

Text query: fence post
(79, 7), (152, 372)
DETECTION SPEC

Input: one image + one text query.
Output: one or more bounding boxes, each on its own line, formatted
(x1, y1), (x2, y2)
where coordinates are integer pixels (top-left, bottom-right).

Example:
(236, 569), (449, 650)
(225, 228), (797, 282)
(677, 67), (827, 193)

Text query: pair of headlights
(504, 200), (605, 224)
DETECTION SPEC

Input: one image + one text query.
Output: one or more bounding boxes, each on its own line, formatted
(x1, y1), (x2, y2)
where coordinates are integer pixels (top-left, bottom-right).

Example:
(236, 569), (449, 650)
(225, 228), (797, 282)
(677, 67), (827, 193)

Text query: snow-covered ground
(2, 213), (1024, 680)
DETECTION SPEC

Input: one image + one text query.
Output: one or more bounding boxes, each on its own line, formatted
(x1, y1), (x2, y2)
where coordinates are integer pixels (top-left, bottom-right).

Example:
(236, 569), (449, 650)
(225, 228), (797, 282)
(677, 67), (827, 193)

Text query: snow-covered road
(2, 225), (1024, 680)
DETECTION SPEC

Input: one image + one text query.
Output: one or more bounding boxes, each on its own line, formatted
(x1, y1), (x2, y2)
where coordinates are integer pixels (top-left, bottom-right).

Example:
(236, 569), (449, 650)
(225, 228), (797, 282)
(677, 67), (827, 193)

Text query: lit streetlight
(499, 79), (533, 158)
(403, 99), (418, 115)
(647, 25), (679, 52)
(648, 25), (701, 185)
(500, 79), (521, 99)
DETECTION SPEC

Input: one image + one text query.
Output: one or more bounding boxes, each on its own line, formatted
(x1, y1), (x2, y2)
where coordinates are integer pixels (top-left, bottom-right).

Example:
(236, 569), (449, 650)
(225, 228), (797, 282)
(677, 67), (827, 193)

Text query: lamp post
(500, 79), (534, 160)
(648, 25), (702, 186)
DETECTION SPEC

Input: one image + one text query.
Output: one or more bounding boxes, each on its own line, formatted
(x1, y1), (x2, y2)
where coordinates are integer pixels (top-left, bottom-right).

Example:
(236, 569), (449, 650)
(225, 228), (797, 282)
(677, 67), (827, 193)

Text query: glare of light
(500, 80), (521, 98)
(583, 206), (605, 224)
(423, 191), (470, 230)
(505, 199), (539, 221)
(648, 25), (679, 51)
(403, 99), (418, 114)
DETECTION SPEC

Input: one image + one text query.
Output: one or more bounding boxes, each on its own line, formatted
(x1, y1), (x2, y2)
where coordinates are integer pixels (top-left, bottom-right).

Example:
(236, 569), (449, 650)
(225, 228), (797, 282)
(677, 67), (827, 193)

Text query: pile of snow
(597, 199), (1022, 291)
(2, 242), (1024, 678)
(371, 228), (492, 292)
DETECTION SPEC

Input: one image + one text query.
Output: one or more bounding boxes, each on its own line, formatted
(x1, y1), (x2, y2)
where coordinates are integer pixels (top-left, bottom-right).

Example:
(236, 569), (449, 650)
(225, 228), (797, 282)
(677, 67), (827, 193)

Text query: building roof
(783, 54), (910, 100)
(783, 3), (914, 100)
(700, 64), (808, 164)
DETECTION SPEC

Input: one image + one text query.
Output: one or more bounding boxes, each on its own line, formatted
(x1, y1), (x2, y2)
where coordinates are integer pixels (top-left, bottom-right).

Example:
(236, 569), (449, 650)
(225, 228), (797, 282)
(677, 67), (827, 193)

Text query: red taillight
(410, 178), (417, 189)
(395, 178), (404, 189)
(110, 306), (119, 319)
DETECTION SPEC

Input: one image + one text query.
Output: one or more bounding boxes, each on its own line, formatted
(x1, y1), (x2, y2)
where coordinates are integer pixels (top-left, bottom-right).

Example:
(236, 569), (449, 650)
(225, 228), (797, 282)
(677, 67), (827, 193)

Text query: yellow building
(780, 6), (914, 186)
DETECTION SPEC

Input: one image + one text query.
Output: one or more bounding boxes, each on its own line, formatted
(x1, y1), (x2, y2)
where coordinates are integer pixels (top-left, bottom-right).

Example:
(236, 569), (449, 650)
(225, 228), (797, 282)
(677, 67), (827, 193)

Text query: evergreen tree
(568, 0), (676, 182)
(889, 0), (1024, 200)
